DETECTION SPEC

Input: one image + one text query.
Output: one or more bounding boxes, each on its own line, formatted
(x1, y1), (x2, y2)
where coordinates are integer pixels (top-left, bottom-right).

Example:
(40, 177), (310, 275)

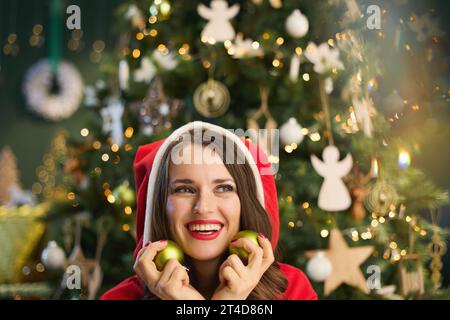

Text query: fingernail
(231, 239), (238, 243)
(160, 240), (168, 244)
(258, 232), (267, 239)
(144, 241), (151, 248)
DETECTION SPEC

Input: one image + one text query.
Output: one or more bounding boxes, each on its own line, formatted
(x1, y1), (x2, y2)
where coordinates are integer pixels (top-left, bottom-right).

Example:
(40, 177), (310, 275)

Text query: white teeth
(188, 223), (222, 232)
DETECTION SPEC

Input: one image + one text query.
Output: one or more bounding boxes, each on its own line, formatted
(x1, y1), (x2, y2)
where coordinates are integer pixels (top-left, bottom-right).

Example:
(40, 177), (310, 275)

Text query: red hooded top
(100, 121), (317, 300)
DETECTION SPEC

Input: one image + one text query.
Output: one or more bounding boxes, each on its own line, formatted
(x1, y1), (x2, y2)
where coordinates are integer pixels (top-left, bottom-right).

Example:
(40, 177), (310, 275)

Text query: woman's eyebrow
(212, 178), (235, 184)
(170, 178), (235, 184)
(171, 178), (194, 184)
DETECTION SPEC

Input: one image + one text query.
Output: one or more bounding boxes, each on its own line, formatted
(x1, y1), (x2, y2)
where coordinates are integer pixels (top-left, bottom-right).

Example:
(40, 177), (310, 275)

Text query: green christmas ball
(154, 240), (185, 271)
(228, 230), (260, 265)
(113, 183), (135, 207)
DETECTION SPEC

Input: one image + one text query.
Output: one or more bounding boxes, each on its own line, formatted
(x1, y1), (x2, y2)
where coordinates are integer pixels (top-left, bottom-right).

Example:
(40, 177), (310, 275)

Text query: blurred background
(0, 0), (449, 299)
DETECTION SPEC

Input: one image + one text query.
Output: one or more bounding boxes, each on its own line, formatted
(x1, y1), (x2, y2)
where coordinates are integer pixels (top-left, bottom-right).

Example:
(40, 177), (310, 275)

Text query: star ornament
(306, 229), (374, 296)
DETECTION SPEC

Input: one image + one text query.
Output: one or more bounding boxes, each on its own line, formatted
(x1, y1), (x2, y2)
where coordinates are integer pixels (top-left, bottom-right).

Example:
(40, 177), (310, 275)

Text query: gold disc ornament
(364, 180), (398, 217)
(193, 79), (230, 118)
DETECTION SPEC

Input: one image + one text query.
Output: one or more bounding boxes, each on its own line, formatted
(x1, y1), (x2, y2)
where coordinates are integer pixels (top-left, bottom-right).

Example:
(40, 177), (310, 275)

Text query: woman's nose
(193, 190), (216, 215)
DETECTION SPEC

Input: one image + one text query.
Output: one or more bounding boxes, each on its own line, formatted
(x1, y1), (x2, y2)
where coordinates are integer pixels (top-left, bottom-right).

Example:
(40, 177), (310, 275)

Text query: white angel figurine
(311, 145), (353, 212)
(198, 0), (240, 42)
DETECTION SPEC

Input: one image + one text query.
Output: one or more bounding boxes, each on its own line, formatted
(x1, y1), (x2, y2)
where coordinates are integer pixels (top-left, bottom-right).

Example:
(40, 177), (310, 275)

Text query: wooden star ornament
(306, 228), (374, 296)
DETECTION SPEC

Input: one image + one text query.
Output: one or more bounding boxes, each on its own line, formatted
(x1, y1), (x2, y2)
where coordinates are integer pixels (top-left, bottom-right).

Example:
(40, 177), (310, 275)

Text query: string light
(288, 221), (295, 228)
(92, 141), (101, 150)
(302, 73), (310, 81)
(132, 49), (141, 58)
(107, 194), (116, 203)
(284, 145), (293, 153)
(136, 32), (144, 40)
(302, 202), (310, 209)
(124, 206), (132, 215)
(286, 195), (293, 203)
(398, 148), (411, 169)
(101, 153), (110, 162)
(320, 229), (329, 238)
(371, 157), (379, 178)
(124, 127), (134, 139)
(122, 224), (130, 232)
(80, 128), (89, 137)
(111, 144), (119, 152)
(309, 132), (321, 142)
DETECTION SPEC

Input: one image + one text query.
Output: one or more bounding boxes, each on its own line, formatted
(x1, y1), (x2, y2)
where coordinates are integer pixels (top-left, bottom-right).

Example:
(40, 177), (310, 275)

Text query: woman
(100, 121), (317, 300)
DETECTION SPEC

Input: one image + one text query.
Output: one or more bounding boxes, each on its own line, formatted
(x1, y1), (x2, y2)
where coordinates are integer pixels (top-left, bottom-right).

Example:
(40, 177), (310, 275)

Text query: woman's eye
(216, 184), (234, 193)
(174, 186), (195, 194)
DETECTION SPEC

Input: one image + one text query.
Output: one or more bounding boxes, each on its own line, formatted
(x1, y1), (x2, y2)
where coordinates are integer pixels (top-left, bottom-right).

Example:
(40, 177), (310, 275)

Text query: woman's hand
(134, 240), (205, 300)
(211, 233), (275, 300)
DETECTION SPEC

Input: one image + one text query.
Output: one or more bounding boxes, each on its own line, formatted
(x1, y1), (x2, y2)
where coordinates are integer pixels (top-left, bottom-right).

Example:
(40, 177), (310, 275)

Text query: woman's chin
(186, 247), (226, 262)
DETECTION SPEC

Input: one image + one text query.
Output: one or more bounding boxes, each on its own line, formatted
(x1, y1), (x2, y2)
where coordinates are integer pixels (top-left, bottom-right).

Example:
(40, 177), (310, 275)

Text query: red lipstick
(186, 219), (224, 241)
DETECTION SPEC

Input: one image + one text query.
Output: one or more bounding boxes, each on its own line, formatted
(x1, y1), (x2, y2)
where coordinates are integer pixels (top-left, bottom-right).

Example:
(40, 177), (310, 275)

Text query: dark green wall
(0, 0), (121, 188)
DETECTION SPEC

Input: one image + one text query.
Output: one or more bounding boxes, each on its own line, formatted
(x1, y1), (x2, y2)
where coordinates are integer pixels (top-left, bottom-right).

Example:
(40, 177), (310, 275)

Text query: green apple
(228, 230), (260, 265)
(154, 240), (185, 271)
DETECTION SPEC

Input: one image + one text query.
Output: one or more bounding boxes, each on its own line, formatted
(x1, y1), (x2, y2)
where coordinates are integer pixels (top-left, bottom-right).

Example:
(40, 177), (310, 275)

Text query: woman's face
(166, 143), (241, 261)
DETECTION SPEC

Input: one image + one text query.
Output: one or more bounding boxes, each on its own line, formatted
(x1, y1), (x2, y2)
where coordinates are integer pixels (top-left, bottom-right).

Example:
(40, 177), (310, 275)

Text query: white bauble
(306, 251), (332, 282)
(280, 117), (304, 145)
(285, 10), (309, 38)
(41, 241), (66, 269)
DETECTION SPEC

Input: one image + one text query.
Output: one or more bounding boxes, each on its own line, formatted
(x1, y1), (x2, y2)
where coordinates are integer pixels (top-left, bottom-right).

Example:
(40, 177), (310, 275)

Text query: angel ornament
(311, 145), (353, 212)
(198, 0), (240, 42)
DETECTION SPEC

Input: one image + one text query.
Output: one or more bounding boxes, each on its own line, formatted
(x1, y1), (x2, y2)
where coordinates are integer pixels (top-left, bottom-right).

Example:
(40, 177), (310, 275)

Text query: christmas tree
(38, 0), (449, 299)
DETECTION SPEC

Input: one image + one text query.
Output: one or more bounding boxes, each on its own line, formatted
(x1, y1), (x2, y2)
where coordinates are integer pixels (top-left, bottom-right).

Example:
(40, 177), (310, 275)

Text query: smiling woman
(100, 121), (317, 300)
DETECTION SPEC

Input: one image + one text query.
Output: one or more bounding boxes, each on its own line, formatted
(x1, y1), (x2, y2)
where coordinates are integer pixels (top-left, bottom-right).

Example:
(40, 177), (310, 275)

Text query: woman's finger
(157, 258), (183, 287)
(232, 238), (263, 271)
(168, 265), (190, 287)
(221, 266), (240, 289)
(225, 254), (247, 278)
(258, 233), (275, 268)
(136, 240), (168, 284)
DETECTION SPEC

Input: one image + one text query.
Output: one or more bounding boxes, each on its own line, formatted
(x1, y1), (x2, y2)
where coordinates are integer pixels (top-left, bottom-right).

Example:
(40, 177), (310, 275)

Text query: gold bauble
(193, 79), (230, 118)
(364, 181), (398, 217)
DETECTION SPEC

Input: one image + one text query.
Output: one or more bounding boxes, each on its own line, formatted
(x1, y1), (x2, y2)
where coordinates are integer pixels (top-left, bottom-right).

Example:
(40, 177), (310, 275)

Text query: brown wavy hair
(145, 129), (287, 300)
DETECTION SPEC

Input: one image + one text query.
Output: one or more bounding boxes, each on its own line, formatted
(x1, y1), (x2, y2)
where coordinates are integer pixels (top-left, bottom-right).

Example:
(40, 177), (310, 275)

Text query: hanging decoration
(346, 158), (377, 221)
(100, 98), (125, 146)
(427, 209), (447, 290)
(398, 216), (425, 298)
(193, 79), (230, 118)
(305, 229), (374, 296)
(130, 77), (183, 135)
(311, 145), (353, 212)
(305, 251), (332, 282)
(285, 9), (309, 38)
(280, 117), (304, 146)
(23, 0), (83, 121)
(23, 59), (84, 121)
(198, 0), (240, 43)
(247, 86), (278, 157)
(364, 180), (398, 217)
